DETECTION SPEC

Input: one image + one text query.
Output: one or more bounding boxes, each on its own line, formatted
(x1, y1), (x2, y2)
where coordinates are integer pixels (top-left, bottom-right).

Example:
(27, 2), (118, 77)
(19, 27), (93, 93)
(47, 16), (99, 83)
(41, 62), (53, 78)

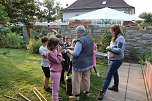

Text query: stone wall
(61, 26), (152, 59)
(125, 29), (152, 59)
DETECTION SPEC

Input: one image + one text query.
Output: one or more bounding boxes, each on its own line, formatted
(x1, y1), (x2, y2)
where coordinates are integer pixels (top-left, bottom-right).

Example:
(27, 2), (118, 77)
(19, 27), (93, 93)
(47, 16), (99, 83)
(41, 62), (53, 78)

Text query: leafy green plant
(10, 26), (22, 35)
(139, 49), (152, 64)
(0, 27), (11, 47)
(97, 33), (112, 52)
(27, 39), (41, 54)
(128, 47), (139, 61)
(3, 32), (22, 48)
(139, 12), (152, 26)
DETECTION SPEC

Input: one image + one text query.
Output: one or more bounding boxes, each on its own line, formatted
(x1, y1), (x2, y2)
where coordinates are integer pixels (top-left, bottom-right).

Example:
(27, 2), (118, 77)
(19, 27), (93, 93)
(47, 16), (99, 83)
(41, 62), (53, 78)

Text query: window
(102, 1), (106, 5)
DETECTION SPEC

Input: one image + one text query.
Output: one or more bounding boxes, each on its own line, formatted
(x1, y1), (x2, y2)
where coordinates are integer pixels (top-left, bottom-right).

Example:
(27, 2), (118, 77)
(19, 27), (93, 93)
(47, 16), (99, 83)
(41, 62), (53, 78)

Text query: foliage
(27, 39), (41, 54)
(0, 26), (25, 48)
(54, 2), (63, 20)
(96, 33), (112, 52)
(4, 32), (23, 48)
(42, 0), (63, 22)
(127, 47), (139, 61)
(139, 12), (152, 26)
(10, 26), (23, 35)
(1, 0), (38, 27)
(1, 0), (63, 42)
(0, 27), (11, 46)
(139, 49), (152, 64)
(1, 0), (41, 41)
(0, 4), (8, 24)
(0, 48), (108, 101)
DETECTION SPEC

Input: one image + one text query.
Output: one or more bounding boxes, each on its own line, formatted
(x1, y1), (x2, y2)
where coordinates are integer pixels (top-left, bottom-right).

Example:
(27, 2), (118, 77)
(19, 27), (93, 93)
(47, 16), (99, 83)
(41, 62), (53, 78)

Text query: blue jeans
(102, 60), (122, 92)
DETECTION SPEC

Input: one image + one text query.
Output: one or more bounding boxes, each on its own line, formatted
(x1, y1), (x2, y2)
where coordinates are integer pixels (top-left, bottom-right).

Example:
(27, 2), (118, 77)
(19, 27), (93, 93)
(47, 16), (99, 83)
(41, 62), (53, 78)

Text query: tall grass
(0, 48), (108, 101)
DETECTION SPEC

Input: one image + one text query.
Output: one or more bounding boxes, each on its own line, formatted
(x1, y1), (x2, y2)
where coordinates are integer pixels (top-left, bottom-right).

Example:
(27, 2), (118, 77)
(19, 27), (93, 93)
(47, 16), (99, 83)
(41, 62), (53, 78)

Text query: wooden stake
(3, 95), (19, 101)
(32, 89), (43, 101)
(34, 87), (47, 101)
(18, 93), (31, 101)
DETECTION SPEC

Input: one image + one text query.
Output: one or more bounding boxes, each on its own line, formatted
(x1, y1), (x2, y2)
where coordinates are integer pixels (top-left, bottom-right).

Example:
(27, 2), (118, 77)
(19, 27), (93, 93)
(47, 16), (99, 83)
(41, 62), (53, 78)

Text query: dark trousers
(67, 61), (72, 76)
(60, 53), (70, 83)
(102, 60), (122, 92)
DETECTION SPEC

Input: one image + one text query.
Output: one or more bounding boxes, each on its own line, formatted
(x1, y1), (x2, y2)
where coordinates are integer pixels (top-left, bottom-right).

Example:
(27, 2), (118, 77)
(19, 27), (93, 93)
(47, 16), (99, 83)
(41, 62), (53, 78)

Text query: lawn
(0, 48), (108, 101)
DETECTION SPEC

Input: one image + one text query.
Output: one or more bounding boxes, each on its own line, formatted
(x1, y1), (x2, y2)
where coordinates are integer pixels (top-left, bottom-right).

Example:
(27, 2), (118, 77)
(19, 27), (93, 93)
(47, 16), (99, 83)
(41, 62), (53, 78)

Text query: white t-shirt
(39, 46), (50, 67)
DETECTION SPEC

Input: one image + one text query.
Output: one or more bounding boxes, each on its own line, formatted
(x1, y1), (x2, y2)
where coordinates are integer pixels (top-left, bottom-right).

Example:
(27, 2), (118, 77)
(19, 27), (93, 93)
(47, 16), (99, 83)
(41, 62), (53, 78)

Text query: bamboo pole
(33, 87), (47, 101)
(32, 89), (43, 101)
(18, 93), (31, 101)
(3, 95), (19, 101)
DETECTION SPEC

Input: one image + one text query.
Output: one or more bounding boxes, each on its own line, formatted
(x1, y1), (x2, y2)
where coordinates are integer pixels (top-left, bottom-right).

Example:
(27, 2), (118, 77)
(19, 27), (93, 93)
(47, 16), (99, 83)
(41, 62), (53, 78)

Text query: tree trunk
(22, 27), (29, 45)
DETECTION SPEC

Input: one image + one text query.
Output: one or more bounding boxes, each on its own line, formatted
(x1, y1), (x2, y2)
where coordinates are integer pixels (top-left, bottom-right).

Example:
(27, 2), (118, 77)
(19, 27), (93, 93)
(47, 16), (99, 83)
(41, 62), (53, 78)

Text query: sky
(56, 0), (152, 16)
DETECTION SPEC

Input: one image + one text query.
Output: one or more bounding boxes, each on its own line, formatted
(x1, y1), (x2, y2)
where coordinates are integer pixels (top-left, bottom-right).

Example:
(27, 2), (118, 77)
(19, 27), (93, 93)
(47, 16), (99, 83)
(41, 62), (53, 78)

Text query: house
(63, 0), (135, 21)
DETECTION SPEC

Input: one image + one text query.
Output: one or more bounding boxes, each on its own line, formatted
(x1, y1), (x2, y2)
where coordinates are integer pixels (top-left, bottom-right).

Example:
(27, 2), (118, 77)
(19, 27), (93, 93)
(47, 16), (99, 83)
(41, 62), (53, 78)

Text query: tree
(0, 4), (9, 24)
(1, 0), (41, 44)
(139, 12), (152, 26)
(42, 0), (63, 22)
(54, 2), (63, 21)
(1, 0), (63, 44)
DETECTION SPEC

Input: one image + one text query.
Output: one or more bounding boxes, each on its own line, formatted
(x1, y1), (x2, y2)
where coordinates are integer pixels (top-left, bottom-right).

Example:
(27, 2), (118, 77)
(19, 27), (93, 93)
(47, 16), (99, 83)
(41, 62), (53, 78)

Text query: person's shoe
(83, 91), (90, 97)
(44, 86), (52, 93)
(108, 86), (119, 92)
(69, 95), (80, 100)
(96, 73), (100, 77)
(98, 90), (105, 100)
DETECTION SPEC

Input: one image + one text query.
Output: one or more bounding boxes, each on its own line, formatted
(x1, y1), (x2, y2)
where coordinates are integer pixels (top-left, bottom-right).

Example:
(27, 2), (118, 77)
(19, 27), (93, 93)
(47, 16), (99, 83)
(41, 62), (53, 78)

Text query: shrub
(1, 32), (22, 48)
(31, 30), (43, 40)
(96, 33), (112, 52)
(128, 48), (139, 60)
(10, 26), (22, 35)
(139, 49), (152, 64)
(27, 39), (41, 54)
(0, 28), (11, 47)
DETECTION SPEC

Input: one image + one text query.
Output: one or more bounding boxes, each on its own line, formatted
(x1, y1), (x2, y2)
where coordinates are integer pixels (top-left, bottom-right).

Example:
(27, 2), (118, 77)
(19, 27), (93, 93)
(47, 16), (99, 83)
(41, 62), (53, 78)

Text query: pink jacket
(47, 50), (63, 72)
(93, 43), (97, 67)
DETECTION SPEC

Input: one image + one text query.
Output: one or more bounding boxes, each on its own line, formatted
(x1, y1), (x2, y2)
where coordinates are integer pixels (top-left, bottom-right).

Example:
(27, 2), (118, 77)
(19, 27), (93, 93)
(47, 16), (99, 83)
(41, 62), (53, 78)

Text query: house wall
(63, 10), (94, 21)
(63, 11), (87, 21)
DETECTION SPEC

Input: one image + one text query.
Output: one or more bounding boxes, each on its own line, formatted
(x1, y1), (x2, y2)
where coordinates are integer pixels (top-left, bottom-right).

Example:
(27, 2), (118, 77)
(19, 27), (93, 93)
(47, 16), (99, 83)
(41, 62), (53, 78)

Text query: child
(92, 42), (100, 77)
(64, 35), (71, 73)
(55, 34), (67, 85)
(47, 37), (64, 101)
(39, 36), (52, 93)
(66, 38), (77, 78)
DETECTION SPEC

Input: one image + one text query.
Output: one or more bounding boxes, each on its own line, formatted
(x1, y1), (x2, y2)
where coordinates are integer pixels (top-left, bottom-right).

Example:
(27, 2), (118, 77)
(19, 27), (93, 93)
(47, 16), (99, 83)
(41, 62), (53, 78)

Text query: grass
(0, 48), (108, 101)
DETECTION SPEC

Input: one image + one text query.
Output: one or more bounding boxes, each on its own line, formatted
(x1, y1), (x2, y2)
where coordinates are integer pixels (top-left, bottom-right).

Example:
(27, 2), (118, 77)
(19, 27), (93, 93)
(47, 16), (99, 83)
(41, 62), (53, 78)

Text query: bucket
(66, 78), (72, 95)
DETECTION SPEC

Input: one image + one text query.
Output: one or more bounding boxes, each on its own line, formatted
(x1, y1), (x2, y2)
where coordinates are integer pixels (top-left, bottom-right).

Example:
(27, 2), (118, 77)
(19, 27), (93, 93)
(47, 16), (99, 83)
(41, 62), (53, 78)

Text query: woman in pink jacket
(47, 37), (64, 101)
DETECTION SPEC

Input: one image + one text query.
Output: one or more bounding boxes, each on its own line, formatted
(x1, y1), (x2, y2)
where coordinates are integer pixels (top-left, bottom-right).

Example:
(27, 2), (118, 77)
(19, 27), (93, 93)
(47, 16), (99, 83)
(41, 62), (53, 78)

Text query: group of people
(39, 24), (126, 101)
